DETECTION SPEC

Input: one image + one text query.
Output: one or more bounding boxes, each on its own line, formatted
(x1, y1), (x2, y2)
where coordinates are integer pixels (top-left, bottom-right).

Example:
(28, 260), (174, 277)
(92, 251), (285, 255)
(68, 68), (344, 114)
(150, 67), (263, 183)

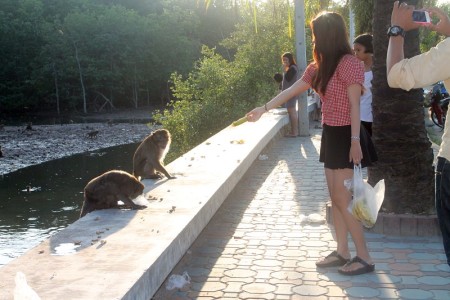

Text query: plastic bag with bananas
(347, 165), (385, 228)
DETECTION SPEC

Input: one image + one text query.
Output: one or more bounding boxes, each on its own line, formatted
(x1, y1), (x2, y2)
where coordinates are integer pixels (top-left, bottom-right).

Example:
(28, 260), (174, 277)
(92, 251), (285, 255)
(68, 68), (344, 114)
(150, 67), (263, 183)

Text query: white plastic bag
(166, 271), (191, 290)
(348, 165), (385, 228)
(14, 272), (41, 300)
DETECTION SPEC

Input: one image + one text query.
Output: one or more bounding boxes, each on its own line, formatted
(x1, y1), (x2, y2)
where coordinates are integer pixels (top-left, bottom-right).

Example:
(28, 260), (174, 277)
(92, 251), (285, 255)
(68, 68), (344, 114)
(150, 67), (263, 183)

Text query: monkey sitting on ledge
(80, 170), (146, 218)
(133, 129), (175, 180)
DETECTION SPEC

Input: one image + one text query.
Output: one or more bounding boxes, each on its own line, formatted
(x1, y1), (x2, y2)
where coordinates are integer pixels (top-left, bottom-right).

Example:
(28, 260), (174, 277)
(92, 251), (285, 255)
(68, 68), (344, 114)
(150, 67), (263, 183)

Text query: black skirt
(319, 124), (378, 169)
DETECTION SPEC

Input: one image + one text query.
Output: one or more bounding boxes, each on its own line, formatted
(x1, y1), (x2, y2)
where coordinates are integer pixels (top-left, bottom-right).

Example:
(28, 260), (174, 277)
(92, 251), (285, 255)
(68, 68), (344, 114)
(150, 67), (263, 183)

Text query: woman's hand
(246, 106), (266, 122)
(350, 140), (363, 165)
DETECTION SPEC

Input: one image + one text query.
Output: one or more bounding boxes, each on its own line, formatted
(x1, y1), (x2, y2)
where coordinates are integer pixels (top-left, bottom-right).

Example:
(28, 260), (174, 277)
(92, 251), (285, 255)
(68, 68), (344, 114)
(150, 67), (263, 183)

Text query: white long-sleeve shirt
(387, 37), (450, 160)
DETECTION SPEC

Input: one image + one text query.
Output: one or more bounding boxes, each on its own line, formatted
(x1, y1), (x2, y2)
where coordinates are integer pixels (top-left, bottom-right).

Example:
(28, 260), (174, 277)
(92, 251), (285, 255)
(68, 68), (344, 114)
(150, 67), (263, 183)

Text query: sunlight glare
(300, 144), (307, 158)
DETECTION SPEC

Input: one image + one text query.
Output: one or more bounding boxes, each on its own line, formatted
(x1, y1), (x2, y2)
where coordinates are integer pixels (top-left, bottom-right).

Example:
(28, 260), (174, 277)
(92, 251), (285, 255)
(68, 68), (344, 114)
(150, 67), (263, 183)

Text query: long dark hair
(282, 52), (297, 72)
(310, 12), (352, 94)
(282, 52), (296, 66)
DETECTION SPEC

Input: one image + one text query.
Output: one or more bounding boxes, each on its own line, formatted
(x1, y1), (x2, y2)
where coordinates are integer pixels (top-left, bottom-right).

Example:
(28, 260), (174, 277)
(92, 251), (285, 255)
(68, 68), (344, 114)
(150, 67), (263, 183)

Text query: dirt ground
(0, 109), (156, 176)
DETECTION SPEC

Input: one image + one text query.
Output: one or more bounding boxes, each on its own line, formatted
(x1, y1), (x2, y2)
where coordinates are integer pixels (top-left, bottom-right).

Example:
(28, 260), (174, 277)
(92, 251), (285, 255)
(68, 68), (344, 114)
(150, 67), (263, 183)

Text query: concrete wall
(0, 111), (289, 300)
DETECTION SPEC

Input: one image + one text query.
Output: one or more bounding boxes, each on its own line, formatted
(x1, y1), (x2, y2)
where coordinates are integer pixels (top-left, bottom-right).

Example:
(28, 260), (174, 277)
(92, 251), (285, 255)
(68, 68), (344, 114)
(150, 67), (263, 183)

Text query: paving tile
(376, 288), (399, 299)
(397, 289), (434, 299)
(344, 286), (380, 298)
(430, 289), (450, 300)
(222, 282), (245, 293)
(417, 275), (450, 285)
(151, 127), (450, 300)
(241, 282), (276, 294)
(274, 283), (295, 295)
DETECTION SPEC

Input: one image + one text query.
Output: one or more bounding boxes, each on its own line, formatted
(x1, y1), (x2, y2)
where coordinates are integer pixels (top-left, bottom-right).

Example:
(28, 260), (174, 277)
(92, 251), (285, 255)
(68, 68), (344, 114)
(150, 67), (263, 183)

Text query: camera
(412, 10), (431, 24)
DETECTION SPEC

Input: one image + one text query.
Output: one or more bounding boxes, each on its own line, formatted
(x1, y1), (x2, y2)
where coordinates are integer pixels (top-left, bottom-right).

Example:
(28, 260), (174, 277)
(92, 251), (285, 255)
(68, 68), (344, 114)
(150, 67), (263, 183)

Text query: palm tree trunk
(371, 0), (435, 214)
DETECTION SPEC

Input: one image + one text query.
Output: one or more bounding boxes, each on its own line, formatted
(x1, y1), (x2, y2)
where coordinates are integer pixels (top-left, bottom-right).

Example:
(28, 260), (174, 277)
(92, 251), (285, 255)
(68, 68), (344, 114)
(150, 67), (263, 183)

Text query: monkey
(80, 170), (146, 218)
(25, 122), (33, 130)
(87, 130), (99, 139)
(133, 129), (175, 180)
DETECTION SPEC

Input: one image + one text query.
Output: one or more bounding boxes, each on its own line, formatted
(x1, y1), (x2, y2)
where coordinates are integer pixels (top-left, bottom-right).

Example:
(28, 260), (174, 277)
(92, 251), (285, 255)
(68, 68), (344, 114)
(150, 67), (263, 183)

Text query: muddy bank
(0, 109), (157, 175)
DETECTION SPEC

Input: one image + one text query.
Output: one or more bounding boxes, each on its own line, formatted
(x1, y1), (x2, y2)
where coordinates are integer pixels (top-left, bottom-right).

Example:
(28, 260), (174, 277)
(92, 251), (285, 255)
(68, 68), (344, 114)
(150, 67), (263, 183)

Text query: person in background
(311, 90), (322, 123)
(246, 11), (377, 275)
(353, 33), (374, 136)
(281, 52), (299, 137)
(386, 1), (450, 267)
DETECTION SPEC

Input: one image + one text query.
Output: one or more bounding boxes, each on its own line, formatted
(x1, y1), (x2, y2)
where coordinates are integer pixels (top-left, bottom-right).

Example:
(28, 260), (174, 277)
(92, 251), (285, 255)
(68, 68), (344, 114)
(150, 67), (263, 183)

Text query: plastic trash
(132, 194), (149, 206)
(165, 271), (191, 290)
(52, 243), (80, 255)
(305, 213), (325, 224)
(14, 272), (41, 300)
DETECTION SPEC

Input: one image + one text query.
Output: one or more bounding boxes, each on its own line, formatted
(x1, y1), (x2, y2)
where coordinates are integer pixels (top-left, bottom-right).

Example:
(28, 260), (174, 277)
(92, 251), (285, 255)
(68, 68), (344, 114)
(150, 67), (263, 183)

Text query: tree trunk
(95, 91), (115, 111)
(73, 41), (87, 114)
(371, 0), (435, 214)
(132, 64), (138, 108)
(52, 62), (60, 116)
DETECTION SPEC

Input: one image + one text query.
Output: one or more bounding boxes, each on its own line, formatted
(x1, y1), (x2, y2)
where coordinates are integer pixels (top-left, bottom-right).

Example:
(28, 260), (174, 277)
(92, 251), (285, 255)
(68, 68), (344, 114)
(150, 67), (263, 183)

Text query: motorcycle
(427, 81), (450, 129)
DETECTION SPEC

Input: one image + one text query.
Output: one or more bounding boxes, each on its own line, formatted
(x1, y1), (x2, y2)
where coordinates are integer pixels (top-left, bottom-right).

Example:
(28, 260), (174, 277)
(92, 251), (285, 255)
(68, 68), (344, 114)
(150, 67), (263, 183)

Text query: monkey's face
(133, 180), (144, 197)
(130, 180), (145, 198)
(153, 130), (171, 149)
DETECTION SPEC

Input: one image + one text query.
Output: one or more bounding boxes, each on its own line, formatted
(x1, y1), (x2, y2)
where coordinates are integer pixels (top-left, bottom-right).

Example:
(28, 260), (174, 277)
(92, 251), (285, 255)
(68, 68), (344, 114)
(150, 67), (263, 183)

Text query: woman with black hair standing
(281, 52), (299, 137)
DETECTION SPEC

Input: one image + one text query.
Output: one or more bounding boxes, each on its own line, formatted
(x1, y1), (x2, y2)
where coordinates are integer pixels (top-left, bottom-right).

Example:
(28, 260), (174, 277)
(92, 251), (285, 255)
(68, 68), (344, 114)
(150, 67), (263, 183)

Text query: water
(0, 142), (139, 266)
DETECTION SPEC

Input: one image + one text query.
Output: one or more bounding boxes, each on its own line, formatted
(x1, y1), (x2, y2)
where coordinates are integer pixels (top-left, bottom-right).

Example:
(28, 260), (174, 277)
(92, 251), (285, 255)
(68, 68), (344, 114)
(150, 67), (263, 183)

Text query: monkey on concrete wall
(133, 129), (175, 180)
(80, 170), (145, 218)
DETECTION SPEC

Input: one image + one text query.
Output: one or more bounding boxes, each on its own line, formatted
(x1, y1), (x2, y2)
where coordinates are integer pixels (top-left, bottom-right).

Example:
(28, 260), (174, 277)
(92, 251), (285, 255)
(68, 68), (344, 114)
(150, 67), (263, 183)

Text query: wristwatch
(387, 25), (405, 38)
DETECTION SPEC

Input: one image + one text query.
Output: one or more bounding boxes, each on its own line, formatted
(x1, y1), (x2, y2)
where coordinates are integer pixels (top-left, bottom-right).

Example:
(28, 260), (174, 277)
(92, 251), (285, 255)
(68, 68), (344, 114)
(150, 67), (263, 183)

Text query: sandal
(316, 251), (350, 268)
(284, 133), (299, 138)
(338, 256), (375, 276)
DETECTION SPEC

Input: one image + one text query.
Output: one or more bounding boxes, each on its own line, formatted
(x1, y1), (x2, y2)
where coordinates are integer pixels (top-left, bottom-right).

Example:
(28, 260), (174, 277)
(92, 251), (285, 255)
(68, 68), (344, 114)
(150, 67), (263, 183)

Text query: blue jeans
(435, 157), (450, 266)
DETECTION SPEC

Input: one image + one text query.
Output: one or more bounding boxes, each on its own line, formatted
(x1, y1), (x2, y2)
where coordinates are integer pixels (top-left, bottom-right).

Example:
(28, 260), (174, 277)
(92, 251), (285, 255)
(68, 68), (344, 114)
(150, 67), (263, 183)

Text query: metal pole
(294, 0), (309, 136)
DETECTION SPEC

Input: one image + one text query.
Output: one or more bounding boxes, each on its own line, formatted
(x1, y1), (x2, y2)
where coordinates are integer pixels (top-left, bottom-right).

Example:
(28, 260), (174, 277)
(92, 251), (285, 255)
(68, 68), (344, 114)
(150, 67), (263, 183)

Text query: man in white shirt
(386, 1), (450, 266)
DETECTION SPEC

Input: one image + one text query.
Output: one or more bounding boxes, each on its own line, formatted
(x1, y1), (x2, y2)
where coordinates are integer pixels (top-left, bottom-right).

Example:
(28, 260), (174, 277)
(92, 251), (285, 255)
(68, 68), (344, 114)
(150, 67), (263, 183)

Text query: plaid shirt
(301, 54), (364, 126)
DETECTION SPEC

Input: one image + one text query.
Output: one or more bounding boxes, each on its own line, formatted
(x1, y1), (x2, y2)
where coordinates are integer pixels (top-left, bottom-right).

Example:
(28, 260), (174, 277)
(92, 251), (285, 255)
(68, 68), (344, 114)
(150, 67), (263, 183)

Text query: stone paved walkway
(152, 126), (450, 300)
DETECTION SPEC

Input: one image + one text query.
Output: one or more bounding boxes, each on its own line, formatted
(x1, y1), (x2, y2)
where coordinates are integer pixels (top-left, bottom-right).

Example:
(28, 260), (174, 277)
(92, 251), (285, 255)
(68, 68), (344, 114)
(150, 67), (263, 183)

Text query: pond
(0, 142), (139, 266)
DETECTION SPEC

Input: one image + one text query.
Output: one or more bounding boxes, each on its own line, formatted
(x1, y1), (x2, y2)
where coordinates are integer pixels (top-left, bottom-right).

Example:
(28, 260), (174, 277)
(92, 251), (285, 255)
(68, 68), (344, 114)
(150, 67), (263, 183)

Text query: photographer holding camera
(386, 1), (450, 267)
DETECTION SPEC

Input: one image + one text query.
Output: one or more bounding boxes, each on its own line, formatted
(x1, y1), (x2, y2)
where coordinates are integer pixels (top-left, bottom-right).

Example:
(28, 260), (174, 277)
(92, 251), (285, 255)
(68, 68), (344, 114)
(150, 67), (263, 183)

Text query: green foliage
(153, 0), (297, 160)
(153, 47), (250, 160)
(0, 0), (230, 115)
(351, 0), (373, 34)
(420, 1), (450, 52)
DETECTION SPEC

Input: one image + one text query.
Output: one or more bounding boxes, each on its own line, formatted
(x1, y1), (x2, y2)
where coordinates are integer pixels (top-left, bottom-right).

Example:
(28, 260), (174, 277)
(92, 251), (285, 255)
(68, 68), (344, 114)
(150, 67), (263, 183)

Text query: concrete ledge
(326, 202), (441, 236)
(0, 111), (289, 300)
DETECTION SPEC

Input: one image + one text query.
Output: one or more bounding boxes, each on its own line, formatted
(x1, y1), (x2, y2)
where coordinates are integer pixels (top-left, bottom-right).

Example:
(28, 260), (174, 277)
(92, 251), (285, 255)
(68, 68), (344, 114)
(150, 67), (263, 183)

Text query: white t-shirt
(360, 70), (373, 122)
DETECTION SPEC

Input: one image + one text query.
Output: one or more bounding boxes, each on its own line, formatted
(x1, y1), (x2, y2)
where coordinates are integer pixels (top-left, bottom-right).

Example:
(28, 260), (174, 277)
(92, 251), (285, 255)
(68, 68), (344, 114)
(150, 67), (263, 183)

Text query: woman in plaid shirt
(247, 11), (377, 276)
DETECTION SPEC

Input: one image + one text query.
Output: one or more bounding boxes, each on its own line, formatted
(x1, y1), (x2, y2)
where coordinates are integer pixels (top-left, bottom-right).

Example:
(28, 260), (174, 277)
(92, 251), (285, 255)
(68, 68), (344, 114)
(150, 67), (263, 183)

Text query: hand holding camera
(426, 7), (450, 37)
(391, 1), (450, 37)
(390, 1), (421, 32)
